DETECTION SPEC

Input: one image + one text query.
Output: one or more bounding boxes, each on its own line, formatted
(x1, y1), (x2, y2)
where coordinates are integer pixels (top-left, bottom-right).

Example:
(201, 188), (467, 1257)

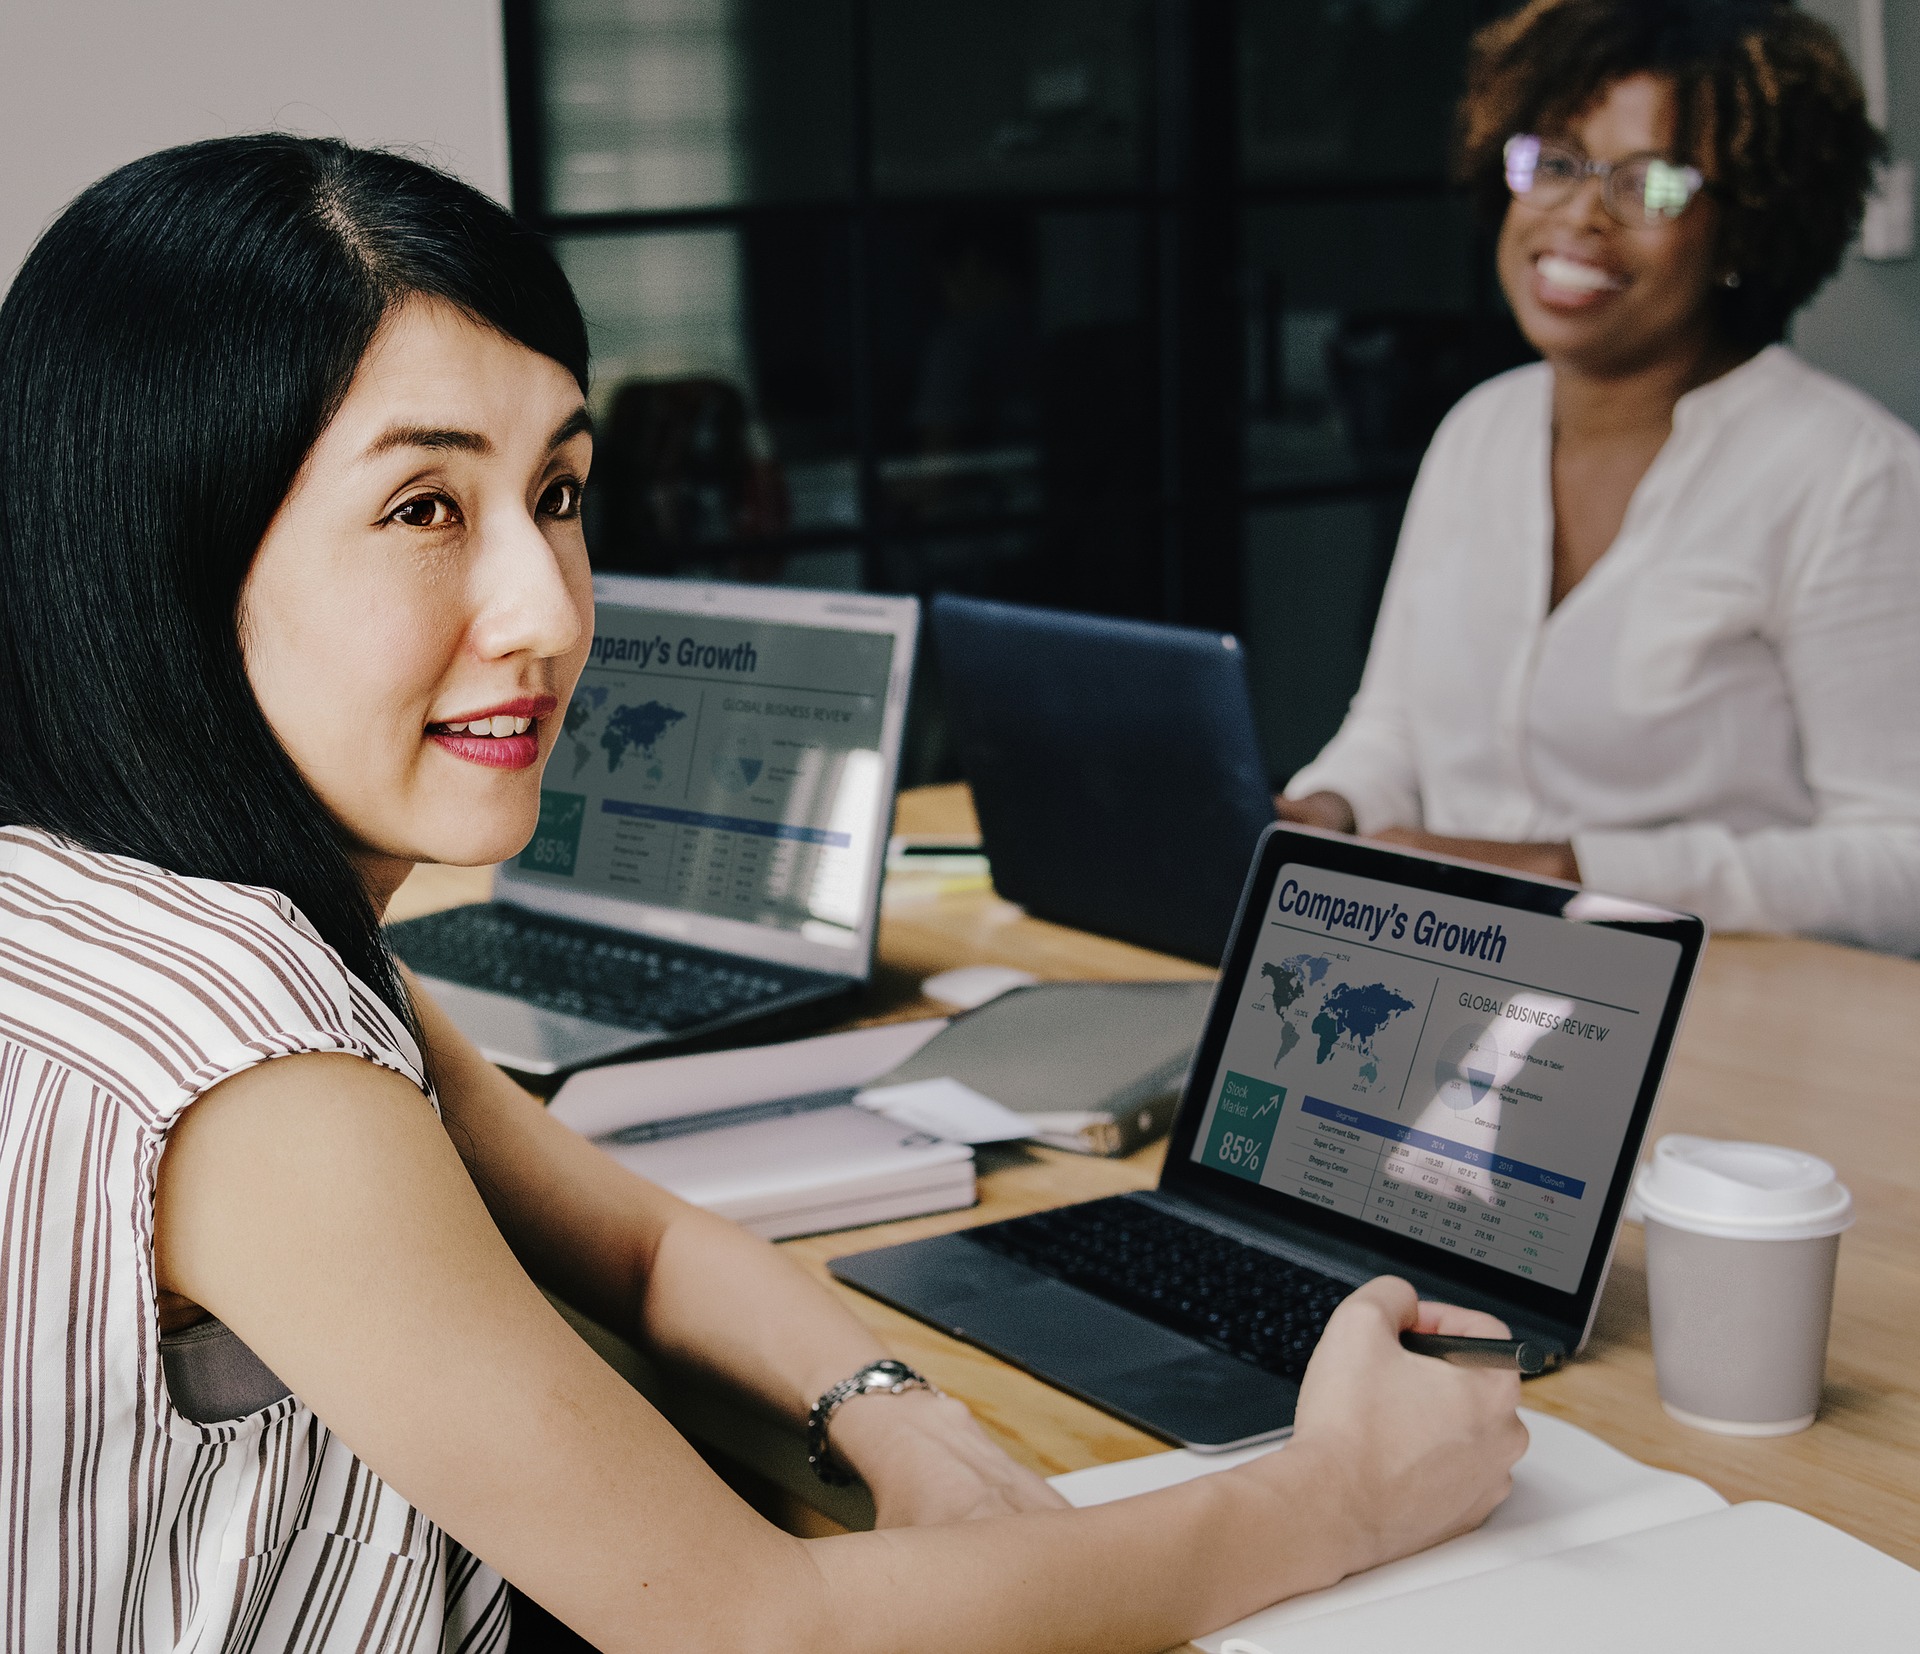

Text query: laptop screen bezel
(1160, 824), (1705, 1335)
(496, 575), (919, 980)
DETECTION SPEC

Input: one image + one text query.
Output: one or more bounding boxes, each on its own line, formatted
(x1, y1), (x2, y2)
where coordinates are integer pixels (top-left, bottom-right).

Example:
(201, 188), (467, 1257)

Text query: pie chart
(1434, 1023), (1504, 1112)
(708, 729), (765, 792)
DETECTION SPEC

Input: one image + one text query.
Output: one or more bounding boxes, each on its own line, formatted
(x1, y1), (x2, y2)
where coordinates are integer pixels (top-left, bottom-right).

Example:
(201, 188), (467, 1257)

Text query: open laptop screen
(1174, 833), (1700, 1314)
(509, 591), (899, 954)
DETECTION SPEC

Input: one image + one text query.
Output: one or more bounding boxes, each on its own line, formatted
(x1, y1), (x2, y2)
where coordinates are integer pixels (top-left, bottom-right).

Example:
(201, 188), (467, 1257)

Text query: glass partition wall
(507, 0), (1526, 783)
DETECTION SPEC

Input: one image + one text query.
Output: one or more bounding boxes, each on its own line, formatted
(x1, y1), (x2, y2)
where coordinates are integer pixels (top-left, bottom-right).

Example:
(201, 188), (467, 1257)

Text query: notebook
(864, 980), (1215, 1155)
(549, 1021), (983, 1237)
(1051, 1410), (1920, 1651)
(585, 1098), (976, 1240)
(548, 1020), (976, 1240)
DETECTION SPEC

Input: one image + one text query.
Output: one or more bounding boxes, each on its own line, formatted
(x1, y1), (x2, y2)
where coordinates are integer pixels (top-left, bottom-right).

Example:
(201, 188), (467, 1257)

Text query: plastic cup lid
(1631, 1134), (1853, 1241)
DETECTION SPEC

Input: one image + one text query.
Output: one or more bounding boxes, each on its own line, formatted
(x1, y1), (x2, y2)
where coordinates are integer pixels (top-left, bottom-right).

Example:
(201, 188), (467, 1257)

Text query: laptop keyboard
(387, 904), (812, 1035)
(970, 1195), (1354, 1381)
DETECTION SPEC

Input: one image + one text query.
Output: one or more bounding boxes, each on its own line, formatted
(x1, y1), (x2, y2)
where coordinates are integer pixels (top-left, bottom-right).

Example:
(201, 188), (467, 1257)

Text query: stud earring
(1722, 271), (1742, 288)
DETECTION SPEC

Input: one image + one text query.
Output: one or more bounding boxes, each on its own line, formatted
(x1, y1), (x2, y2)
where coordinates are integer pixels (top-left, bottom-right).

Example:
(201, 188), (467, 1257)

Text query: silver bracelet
(805, 1358), (938, 1485)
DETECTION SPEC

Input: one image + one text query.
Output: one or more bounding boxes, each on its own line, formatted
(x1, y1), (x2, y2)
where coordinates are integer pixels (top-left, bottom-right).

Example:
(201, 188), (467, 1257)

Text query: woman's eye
(541, 478), (584, 519)
(389, 494), (458, 529)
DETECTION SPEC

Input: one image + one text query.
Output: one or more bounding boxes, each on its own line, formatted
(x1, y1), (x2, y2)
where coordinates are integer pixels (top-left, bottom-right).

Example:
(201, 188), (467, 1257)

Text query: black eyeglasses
(1504, 134), (1705, 227)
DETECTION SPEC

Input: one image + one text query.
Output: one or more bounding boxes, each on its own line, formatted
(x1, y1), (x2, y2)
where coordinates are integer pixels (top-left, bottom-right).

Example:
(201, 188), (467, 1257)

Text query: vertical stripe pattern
(0, 828), (510, 1652)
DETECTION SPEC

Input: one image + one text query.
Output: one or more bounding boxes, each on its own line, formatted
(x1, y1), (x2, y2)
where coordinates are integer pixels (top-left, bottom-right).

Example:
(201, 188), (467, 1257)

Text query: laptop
(388, 575), (919, 1076)
(930, 594), (1276, 964)
(832, 824), (1704, 1450)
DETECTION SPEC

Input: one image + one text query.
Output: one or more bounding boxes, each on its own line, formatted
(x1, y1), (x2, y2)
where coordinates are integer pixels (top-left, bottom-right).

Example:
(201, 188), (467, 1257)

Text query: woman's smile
(1531, 250), (1626, 309)
(424, 692), (558, 772)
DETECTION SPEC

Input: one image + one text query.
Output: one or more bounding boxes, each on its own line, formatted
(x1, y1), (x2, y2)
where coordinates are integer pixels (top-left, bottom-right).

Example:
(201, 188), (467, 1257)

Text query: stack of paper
(549, 1021), (980, 1240)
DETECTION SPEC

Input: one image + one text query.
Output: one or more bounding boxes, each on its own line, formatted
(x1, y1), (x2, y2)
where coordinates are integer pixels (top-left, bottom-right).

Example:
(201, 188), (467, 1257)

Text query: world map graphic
(1260, 953), (1417, 1084)
(563, 685), (687, 781)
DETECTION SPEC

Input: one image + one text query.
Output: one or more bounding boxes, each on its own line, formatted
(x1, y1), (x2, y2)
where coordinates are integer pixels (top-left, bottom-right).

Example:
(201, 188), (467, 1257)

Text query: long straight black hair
(0, 135), (590, 1029)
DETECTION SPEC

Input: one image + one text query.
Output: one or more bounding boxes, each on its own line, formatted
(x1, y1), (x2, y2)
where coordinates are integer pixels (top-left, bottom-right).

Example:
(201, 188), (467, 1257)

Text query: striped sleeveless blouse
(0, 827), (511, 1652)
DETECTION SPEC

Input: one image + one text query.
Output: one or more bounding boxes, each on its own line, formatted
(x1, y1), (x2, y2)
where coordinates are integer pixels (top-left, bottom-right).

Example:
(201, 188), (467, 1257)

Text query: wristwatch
(806, 1358), (939, 1485)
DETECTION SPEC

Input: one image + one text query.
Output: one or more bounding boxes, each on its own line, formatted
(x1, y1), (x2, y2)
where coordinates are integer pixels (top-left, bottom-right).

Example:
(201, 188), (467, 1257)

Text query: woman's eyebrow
(365, 425), (491, 457)
(547, 407), (593, 450)
(362, 407), (590, 462)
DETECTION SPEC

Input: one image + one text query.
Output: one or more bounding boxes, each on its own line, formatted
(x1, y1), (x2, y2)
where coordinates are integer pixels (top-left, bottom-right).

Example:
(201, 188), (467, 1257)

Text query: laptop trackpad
(833, 1237), (1191, 1375)
(948, 1280), (1205, 1378)
(833, 1236), (1300, 1448)
(952, 1280), (1299, 1445)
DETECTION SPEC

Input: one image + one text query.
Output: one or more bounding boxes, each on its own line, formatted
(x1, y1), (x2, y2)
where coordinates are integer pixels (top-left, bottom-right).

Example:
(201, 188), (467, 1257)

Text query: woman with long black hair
(0, 136), (1522, 1652)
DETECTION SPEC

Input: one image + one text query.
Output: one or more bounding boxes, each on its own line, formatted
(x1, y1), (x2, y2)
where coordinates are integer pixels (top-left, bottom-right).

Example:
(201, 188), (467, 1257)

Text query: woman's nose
(1560, 174), (1613, 231)
(469, 511), (586, 663)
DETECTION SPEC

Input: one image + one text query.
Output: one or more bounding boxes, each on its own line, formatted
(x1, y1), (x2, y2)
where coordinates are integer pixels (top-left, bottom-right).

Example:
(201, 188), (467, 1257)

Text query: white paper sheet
(1049, 1409), (1728, 1646)
(852, 1076), (1034, 1143)
(1217, 1503), (1920, 1652)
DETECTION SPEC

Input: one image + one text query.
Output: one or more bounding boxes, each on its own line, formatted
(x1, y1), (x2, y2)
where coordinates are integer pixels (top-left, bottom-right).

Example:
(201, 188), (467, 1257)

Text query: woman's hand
(1274, 790), (1357, 834)
(830, 1387), (1071, 1527)
(1371, 827), (1580, 883)
(1241, 1277), (1528, 1580)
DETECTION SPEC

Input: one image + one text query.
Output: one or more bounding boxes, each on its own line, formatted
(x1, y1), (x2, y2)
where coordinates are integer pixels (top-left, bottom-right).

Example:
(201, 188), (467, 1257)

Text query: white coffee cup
(1631, 1135), (1852, 1436)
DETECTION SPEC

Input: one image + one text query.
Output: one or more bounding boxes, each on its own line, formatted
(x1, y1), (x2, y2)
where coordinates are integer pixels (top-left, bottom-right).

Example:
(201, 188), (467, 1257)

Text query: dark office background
(503, 0), (1532, 787)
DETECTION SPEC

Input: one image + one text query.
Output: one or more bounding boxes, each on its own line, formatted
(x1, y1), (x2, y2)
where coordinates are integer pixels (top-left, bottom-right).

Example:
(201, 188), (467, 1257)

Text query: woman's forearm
(415, 973), (906, 1416)
(1571, 818), (1920, 952)
(632, 1199), (894, 1420)
(629, 1199), (1068, 1521)
(1371, 827), (1579, 882)
(800, 1451), (1356, 1654)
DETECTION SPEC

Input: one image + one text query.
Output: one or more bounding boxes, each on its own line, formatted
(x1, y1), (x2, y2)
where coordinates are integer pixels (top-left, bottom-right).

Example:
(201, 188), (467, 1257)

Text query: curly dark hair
(1458, 0), (1882, 346)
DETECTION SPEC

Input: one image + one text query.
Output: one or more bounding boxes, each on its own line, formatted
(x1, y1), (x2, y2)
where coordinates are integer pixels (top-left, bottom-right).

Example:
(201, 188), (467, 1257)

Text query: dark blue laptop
(930, 595), (1276, 964)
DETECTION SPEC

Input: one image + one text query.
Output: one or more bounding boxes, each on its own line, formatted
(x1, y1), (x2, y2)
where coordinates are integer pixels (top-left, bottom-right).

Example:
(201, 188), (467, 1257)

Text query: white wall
(0, 0), (509, 288)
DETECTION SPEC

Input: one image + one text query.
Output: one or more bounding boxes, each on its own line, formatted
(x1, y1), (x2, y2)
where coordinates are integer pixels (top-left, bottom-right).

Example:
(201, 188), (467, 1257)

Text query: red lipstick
(427, 730), (541, 770)
(425, 692), (558, 772)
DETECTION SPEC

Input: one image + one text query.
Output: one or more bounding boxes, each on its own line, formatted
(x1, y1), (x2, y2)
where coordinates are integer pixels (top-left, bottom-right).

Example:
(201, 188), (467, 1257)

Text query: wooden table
(391, 783), (1920, 1571)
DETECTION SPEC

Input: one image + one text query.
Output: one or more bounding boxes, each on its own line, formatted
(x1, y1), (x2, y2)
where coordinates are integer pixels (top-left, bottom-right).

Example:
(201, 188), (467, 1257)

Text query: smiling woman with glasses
(1278, 0), (1920, 958)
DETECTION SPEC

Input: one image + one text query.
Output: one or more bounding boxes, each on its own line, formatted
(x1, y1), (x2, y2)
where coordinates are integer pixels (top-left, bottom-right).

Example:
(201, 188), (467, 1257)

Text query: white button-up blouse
(1284, 345), (1920, 955)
